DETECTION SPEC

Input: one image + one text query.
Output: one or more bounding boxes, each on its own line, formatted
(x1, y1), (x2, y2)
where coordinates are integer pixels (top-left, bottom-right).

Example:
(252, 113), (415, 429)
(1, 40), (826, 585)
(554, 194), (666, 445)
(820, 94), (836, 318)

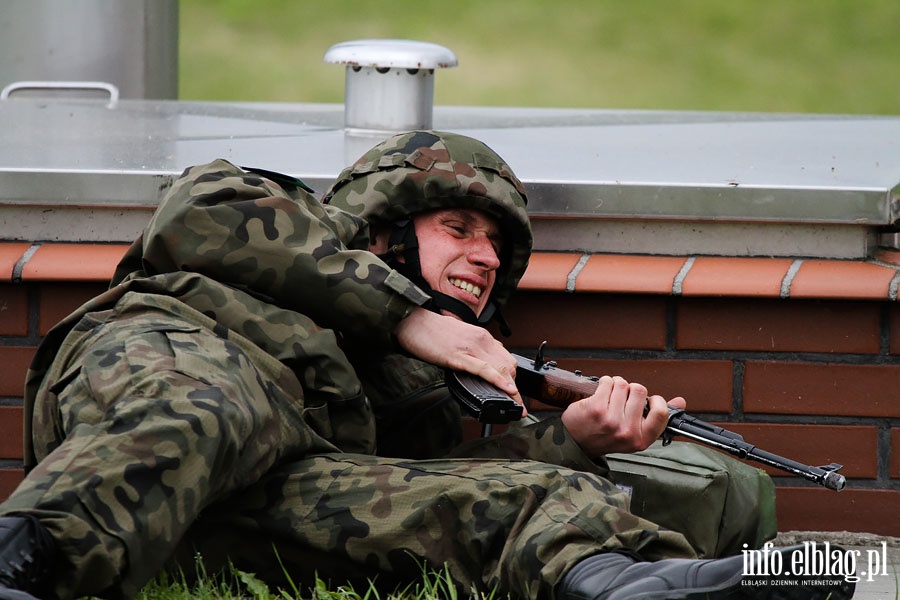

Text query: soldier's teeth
(450, 278), (481, 298)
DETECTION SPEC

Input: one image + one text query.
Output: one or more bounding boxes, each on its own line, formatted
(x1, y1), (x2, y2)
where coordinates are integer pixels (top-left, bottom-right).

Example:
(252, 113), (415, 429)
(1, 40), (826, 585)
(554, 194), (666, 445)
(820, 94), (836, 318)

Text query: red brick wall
(1, 246), (898, 537)
(498, 290), (900, 536)
(0, 281), (109, 498)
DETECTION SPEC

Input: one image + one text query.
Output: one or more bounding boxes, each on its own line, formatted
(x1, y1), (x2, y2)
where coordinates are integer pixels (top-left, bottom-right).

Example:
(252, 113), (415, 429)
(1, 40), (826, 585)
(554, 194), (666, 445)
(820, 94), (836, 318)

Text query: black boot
(556, 545), (856, 600)
(0, 516), (56, 600)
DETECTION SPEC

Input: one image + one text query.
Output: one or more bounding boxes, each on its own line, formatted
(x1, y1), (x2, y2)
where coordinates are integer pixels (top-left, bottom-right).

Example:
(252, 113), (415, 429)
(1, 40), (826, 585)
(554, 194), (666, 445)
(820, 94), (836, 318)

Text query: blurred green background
(179, 0), (899, 115)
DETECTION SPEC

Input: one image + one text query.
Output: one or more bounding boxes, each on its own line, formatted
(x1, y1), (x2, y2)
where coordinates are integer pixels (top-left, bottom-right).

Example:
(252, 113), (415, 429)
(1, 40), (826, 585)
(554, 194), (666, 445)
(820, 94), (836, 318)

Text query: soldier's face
(412, 208), (502, 318)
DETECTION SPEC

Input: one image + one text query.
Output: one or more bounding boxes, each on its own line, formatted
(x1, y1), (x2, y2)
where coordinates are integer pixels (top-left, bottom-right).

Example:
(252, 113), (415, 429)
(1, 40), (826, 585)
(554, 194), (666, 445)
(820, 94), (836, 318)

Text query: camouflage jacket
(24, 160), (604, 476)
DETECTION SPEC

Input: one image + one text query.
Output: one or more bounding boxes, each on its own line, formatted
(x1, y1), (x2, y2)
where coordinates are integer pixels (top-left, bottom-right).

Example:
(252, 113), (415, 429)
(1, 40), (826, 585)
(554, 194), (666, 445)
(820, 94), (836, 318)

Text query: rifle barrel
(510, 352), (847, 492)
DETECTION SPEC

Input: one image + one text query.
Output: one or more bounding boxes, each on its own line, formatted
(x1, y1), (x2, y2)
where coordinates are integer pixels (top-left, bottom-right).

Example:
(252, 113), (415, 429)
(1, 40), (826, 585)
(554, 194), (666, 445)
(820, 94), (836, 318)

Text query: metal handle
(0, 80), (119, 104)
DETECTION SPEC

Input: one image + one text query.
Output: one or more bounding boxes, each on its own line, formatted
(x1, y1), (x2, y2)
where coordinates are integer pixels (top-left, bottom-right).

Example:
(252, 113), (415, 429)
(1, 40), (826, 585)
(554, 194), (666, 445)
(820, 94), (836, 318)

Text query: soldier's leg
(0, 316), (326, 600)
(174, 453), (697, 600)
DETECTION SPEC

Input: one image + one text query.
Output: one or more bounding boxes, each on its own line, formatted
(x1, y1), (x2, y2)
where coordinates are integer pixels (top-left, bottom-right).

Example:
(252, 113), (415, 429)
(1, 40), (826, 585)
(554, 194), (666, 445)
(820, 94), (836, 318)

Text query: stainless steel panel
(0, 0), (178, 99)
(0, 97), (897, 255)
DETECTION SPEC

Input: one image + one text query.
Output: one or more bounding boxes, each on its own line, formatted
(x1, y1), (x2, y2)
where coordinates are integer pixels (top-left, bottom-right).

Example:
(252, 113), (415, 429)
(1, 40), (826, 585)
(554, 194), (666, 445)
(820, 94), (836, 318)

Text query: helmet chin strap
(381, 219), (511, 336)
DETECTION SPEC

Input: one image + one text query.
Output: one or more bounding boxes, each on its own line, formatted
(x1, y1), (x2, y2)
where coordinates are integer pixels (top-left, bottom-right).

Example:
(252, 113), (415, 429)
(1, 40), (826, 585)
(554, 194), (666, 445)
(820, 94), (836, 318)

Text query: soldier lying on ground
(0, 131), (854, 599)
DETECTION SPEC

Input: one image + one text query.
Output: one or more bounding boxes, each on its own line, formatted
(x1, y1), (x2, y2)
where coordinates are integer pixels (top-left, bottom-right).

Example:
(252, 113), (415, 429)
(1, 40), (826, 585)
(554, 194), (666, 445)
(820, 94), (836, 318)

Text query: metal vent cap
(325, 39), (457, 132)
(324, 39), (458, 70)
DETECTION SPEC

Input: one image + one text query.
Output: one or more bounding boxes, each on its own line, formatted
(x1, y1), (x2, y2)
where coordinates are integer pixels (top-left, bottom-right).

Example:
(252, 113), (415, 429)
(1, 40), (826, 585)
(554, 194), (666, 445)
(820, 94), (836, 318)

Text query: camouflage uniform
(3, 132), (698, 600)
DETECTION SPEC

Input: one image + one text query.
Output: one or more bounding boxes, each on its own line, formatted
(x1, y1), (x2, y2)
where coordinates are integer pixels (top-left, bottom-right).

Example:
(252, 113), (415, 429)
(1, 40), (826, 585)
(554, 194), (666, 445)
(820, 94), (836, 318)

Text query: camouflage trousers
(2, 309), (695, 600)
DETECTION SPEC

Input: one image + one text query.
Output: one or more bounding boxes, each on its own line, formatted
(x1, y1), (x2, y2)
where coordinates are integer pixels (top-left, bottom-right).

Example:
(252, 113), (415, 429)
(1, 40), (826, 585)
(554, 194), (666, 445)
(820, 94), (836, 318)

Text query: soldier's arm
(139, 159), (430, 347)
(395, 307), (521, 405)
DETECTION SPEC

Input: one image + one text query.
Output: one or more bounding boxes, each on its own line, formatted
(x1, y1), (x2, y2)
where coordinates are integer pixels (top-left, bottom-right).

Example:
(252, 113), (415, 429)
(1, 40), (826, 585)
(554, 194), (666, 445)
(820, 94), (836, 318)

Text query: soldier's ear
(368, 224), (391, 255)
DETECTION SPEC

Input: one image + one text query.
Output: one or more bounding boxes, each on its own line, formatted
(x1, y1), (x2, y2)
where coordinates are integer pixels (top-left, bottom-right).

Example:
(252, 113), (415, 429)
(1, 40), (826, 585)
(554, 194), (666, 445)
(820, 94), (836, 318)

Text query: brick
(775, 487), (900, 536)
(0, 469), (23, 502)
(891, 304), (900, 356)
(703, 423), (877, 479)
(789, 259), (897, 300)
(682, 257), (793, 298)
(518, 253), (581, 291)
(0, 243), (31, 282)
(550, 358), (734, 414)
(0, 284), (28, 336)
(0, 406), (23, 460)
(38, 282), (108, 336)
(21, 243), (129, 282)
(676, 298), (880, 354)
(505, 291), (668, 351)
(0, 347), (35, 398)
(892, 428), (900, 480)
(576, 254), (685, 295)
(744, 362), (900, 418)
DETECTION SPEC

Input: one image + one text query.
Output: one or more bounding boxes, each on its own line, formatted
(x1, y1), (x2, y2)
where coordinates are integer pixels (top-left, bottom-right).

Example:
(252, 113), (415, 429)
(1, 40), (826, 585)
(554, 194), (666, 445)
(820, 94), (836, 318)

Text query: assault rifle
(447, 343), (846, 491)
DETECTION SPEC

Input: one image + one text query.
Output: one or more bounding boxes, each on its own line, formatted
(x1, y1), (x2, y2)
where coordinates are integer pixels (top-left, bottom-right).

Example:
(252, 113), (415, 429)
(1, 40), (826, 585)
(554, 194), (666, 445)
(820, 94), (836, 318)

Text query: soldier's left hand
(561, 375), (686, 458)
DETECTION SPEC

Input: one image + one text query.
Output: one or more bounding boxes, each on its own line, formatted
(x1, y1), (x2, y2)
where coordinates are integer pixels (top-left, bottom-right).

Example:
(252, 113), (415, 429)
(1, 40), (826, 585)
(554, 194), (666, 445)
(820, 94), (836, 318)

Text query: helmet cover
(323, 130), (532, 307)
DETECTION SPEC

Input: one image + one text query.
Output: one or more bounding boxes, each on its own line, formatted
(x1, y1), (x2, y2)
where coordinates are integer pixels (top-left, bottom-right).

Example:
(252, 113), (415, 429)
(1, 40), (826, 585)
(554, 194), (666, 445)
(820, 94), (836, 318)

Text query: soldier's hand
(561, 375), (686, 458)
(395, 307), (526, 415)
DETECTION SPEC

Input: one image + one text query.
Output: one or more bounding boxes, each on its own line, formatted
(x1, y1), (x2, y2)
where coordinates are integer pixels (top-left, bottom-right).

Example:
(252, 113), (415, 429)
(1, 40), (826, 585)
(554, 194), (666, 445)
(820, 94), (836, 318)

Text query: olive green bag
(605, 441), (777, 558)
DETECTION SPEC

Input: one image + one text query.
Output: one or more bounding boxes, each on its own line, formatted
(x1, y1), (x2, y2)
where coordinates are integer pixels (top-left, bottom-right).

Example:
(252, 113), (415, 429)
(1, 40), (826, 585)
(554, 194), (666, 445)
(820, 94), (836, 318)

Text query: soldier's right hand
(395, 307), (526, 416)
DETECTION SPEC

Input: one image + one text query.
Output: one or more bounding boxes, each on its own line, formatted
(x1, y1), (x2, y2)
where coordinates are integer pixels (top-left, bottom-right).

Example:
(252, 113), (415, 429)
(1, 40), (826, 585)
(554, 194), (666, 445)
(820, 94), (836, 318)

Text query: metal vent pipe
(324, 39), (458, 132)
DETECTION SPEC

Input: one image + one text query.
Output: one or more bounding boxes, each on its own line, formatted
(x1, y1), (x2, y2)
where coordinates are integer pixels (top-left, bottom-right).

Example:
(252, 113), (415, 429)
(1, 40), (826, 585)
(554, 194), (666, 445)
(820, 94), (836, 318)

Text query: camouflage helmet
(322, 130), (532, 313)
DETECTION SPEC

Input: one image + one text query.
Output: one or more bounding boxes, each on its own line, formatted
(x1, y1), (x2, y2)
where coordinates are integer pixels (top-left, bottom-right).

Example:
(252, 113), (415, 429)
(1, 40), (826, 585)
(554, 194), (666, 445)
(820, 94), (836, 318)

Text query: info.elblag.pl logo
(742, 541), (890, 585)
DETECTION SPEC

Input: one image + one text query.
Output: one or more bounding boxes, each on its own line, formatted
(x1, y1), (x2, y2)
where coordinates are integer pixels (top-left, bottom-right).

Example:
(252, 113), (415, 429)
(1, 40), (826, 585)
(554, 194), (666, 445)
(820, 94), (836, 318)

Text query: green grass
(134, 554), (498, 600)
(179, 0), (900, 115)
